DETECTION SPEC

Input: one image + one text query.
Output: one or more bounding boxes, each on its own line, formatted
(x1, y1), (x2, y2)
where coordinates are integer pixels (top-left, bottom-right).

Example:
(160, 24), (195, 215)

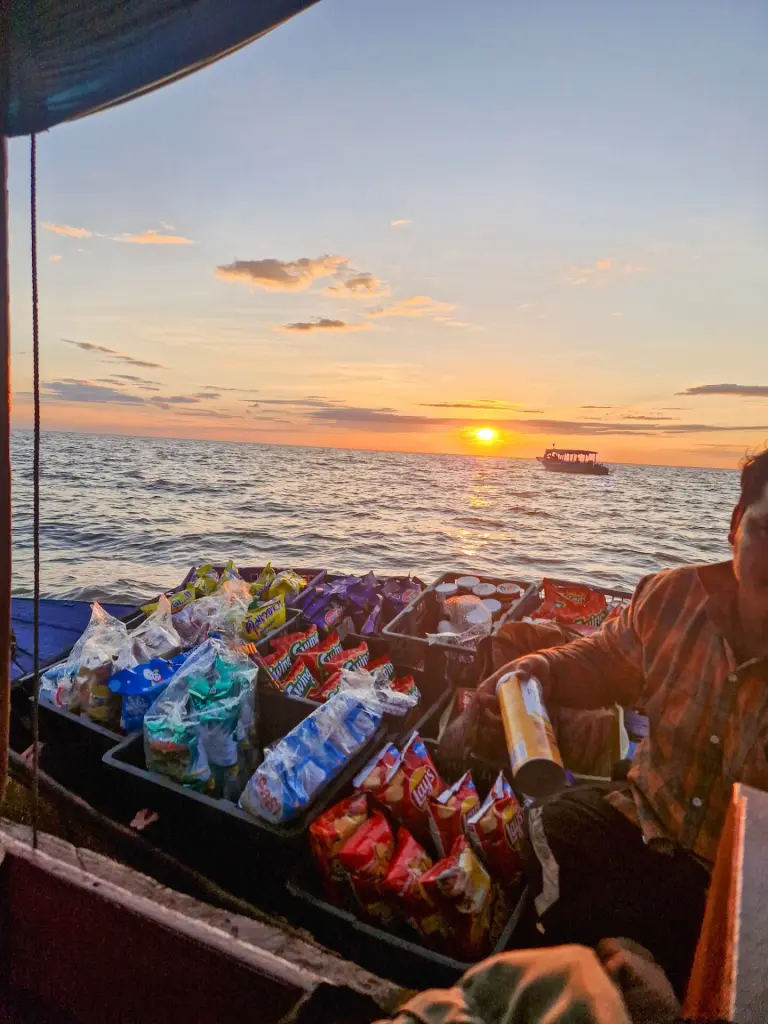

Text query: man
(471, 448), (768, 995)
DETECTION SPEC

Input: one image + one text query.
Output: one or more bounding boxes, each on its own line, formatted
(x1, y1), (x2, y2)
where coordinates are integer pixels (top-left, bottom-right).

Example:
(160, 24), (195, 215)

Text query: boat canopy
(0, 0), (318, 137)
(546, 449), (599, 457)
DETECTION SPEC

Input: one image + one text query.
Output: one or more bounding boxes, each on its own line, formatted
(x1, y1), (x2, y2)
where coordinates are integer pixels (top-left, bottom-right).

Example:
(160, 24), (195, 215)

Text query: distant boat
(537, 447), (610, 476)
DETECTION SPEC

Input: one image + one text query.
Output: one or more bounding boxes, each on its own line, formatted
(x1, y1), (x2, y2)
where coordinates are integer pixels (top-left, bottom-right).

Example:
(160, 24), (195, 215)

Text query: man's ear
(729, 502), (745, 546)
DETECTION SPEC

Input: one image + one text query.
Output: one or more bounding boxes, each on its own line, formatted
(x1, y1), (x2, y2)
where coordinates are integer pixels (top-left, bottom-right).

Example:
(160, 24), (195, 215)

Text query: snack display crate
(102, 699), (388, 855)
(287, 870), (529, 990)
(177, 565), (326, 609)
(382, 572), (537, 688)
(17, 611), (303, 774)
(286, 734), (530, 988)
(507, 576), (632, 625)
(259, 633), (453, 748)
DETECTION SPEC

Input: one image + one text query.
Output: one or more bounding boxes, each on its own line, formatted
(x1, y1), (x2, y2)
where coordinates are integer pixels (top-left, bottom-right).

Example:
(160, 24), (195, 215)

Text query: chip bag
(420, 836), (494, 961)
(269, 569), (308, 601)
(281, 660), (318, 698)
(270, 625), (319, 661)
(466, 771), (525, 887)
(249, 562), (276, 600)
(354, 743), (401, 794)
(189, 563), (219, 596)
(537, 579), (608, 627)
(297, 631), (343, 686)
(373, 732), (443, 841)
(392, 675), (420, 701)
(339, 810), (396, 923)
(218, 559), (244, 585)
(241, 595), (286, 641)
(380, 827), (443, 943)
(428, 770), (480, 858)
(309, 792), (369, 901)
(367, 655), (395, 682)
(323, 642), (369, 677)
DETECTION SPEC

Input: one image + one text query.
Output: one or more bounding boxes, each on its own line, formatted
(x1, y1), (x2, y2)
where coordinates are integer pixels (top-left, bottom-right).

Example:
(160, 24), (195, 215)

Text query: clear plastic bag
(333, 664), (420, 717)
(143, 636), (257, 795)
(48, 602), (130, 713)
(172, 578), (251, 648)
(114, 594), (181, 671)
(239, 690), (382, 824)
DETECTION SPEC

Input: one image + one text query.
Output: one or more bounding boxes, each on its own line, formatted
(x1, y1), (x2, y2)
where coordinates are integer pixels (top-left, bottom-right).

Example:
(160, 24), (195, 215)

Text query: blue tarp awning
(1, 0), (319, 137)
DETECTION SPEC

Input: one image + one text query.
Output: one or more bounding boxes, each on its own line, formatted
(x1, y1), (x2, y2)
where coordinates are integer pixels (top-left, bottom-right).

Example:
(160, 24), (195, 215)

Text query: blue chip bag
(108, 654), (189, 733)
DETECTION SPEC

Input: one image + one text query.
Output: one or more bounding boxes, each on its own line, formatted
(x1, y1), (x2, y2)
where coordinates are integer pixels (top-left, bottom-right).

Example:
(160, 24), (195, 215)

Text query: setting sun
(474, 427), (498, 444)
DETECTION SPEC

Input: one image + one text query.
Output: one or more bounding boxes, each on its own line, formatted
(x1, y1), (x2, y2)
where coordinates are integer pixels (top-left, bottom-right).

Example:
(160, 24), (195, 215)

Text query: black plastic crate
(258, 633), (453, 746)
(287, 869), (528, 990)
(383, 572), (537, 688)
(102, 700), (388, 849)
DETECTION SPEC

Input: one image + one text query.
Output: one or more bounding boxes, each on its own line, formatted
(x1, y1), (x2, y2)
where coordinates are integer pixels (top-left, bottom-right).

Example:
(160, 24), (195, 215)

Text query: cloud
(391, 219), (412, 227)
(620, 415), (677, 422)
(109, 374), (161, 386)
(42, 380), (147, 405)
(422, 400), (534, 411)
(42, 222), (91, 238)
(323, 272), (390, 299)
(50, 255), (62, 263)
(568, 258), (648, 286)
(580, 405), (614, 410)
(113, 229), (195, 245)
(677, 384), (768, 398)
(62, 338), (166, 370)
(275, 317), (372, 334)
(216, 255), (348, 291)
(366, 295), (455, 319)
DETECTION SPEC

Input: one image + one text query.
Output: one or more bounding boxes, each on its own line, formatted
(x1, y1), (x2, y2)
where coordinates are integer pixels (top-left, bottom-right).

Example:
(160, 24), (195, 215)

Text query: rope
(30, 133), (41, 849)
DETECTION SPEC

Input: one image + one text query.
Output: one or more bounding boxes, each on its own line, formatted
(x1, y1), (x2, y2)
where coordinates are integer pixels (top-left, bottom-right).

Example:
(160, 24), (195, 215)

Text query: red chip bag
(338, 810), (396, 922)
(354, 744), (400, 793)
(270, 625), (319, 660)
(428, 770), (479, 858)
(297, 631), (343, 686)
(315, 670), (342, 702)
(537, 580), (607, 627)
(260, 648), (293, 687)
(367, 655), (395, 682)
(456, 688), (475, 713)
(380, 827), (444, 944)
(392, 674), (420, 700)
(420, 836), (494, 961)
(309, 793), (369, 901)
(466, 772), (525, 886)
(281, 660), (318, 698)
(323, 642), (369, 677)
(374, 732), (443, 841)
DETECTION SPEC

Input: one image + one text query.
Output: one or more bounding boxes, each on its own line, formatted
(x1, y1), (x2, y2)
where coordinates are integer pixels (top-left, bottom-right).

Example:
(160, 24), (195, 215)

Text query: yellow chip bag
(142, 584), (196, 617)
(249, 562), (275, 599)
(241, 595), (286, 641)
(190, 562), (219, 596)
(268, 569), (307, 601)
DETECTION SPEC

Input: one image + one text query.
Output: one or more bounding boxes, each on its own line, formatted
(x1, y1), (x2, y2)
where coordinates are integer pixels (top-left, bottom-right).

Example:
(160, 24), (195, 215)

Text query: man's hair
(740, 447), (768, 509)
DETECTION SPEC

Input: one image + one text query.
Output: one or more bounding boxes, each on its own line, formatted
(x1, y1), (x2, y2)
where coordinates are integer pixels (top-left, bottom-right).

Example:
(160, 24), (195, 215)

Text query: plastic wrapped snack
(321, 664), (420, 716)
(108, 653), (189, 732)
(48, 602), (130, 715)
(380, 827), (442, 942)
(173, 578), (251, 648)
(239, 690), (383, 825)
(537, 579), (608, 627)
(114, 594), (181, 672)
(268, 569), (308, 601)
(373, 732), (443, 841)
(420, 836), (494, 961)
(338, 810), (396, 923)
(241, 595), (286, 642)
(466, 771), (525, 887)
(143, 638), (257, 795)
(428, 770), (480, 858)
(309, 792), (369, 901)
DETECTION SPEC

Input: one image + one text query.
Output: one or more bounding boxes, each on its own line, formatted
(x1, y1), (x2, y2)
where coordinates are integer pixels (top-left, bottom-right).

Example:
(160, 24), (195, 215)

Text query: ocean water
(10, 430), (738, 604)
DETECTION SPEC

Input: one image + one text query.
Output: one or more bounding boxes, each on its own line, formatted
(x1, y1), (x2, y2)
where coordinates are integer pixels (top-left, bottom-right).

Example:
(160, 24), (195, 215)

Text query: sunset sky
(6, 0), (767, 468)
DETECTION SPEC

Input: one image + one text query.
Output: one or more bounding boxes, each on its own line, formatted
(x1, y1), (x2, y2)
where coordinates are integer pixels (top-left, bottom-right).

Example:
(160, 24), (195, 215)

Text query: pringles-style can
(495, 672), (566, 798)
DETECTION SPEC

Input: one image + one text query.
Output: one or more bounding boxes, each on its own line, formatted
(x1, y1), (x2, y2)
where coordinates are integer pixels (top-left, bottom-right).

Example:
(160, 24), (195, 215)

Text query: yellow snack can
(496, 672), (566, 799)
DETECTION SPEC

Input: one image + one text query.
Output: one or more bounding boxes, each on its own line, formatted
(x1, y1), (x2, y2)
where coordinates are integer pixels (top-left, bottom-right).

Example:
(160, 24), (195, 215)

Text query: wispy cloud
(41, 379), (230, 410)
(62, 338), (166, 370)
(42, 222), (91, 239)
(620, 414), (677, 422)
(113, 229), (195, 245)
(216, 255), (348, 291)
(580, 405), (614, 410)
(677, 384), (768, 398)
(49, 254), (62, 263)
(323, 272), (390, 299)
(421, 400), (539, 412)
(275, 318), (372, 333)
(366, 295), (455, 319)
(391, 219), (413, 227)
(568, 258), (648, 286)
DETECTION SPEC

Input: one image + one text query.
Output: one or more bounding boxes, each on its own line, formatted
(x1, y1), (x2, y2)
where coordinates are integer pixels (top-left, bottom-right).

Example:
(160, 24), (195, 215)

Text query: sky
(6, 0), (768, 468)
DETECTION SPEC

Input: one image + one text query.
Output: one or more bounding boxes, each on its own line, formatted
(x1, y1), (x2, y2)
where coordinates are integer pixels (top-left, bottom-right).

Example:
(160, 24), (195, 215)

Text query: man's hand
(471, 655), (553, 751)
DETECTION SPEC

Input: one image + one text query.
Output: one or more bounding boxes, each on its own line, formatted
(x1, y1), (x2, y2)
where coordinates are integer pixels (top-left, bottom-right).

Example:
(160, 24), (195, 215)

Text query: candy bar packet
(420, 836), (494, 962)
(338, 810), (396, 923)
(466, 771), (525, 887)
(373, 732), (443, 841)
(428, 770), (480, 858)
